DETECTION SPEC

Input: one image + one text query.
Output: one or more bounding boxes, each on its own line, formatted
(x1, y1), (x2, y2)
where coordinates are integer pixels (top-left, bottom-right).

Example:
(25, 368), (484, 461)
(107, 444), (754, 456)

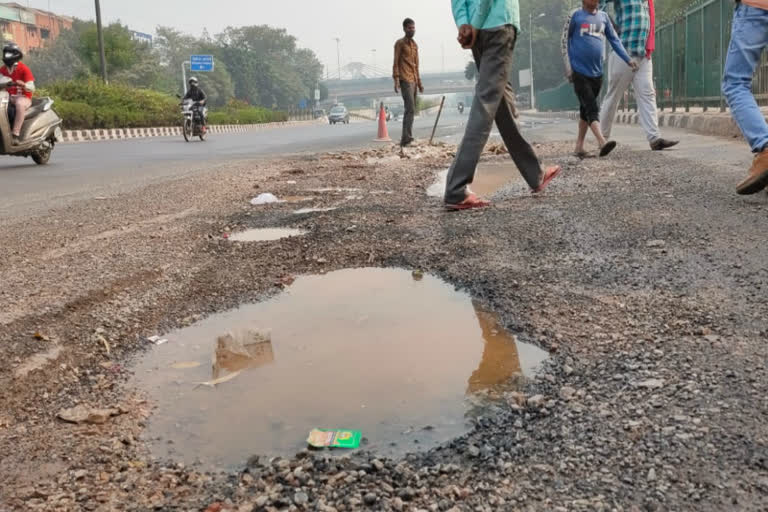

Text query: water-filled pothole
(132, 268), (547, 468)
(427, 161), (524, 198)
(229, 228), (307, 242)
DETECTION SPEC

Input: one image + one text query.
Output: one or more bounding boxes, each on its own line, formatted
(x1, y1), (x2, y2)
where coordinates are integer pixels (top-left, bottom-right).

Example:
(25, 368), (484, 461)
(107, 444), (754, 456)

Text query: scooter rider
(183, 77), (207, 131)
(0, 42), (35, 144)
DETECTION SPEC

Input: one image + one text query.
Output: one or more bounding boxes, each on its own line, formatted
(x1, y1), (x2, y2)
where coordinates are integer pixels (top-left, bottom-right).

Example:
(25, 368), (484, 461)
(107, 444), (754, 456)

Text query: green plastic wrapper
(307, 429), (362, 449)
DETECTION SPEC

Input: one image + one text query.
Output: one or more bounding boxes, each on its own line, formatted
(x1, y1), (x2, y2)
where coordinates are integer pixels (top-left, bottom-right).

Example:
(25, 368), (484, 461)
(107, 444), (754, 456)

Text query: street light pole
(94, 0), (107, 83)
(334, 37), (341, 80)
(529, 12), (545, 111)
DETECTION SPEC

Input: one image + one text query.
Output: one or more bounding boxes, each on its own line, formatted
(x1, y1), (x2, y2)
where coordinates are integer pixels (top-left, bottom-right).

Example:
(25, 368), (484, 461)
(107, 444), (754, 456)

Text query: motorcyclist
(183, 77), (207, 131)
(0, 42), (35, 144)
(458, 101), (464, 114)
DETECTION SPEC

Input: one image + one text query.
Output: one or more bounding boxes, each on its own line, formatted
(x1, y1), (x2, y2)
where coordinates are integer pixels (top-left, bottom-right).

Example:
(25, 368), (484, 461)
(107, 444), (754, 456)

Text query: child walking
(562, 0), (637, 158)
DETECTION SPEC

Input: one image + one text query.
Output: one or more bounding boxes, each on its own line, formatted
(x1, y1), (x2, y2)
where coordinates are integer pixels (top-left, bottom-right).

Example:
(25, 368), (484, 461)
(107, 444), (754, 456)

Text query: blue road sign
(190, 55), (214, 72)
(298, 99), (308, 109)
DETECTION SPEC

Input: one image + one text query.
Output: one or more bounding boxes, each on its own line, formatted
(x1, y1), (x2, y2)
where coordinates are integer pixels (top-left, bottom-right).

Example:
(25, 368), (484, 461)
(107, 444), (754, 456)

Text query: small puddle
(427, 162), (524, 198)
(229, 228), (306, 242)
(132, 268), (547, 469)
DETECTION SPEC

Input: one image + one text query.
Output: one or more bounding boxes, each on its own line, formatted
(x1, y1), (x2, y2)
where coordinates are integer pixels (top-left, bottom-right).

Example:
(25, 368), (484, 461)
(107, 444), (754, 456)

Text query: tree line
(26, 20), (328, 110)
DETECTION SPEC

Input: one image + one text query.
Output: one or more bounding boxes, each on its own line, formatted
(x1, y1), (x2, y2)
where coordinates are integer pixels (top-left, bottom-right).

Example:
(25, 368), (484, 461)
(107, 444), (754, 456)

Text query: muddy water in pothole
(427, 161), (524, 198)
(132, 268), (547, 469)
(229, 228), (307, 242)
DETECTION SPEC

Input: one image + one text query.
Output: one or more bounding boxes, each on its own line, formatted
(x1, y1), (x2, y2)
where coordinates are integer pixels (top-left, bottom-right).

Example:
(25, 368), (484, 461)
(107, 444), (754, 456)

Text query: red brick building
(0, 3), (72, 54)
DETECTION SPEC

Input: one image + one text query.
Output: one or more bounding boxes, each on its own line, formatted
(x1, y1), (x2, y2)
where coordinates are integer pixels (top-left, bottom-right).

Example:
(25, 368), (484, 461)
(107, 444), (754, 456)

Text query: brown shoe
(650, 138), (679, 151)
(737, 149), (768, 195)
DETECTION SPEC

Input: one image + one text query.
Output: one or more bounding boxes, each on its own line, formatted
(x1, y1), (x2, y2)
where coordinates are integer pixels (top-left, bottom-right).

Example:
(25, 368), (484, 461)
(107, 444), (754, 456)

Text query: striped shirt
(599, 0), (651, 58)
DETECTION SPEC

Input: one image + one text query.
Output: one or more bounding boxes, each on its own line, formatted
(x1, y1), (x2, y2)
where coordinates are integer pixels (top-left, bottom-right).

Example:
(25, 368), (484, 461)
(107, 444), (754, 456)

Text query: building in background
(0, 2), (72, 53)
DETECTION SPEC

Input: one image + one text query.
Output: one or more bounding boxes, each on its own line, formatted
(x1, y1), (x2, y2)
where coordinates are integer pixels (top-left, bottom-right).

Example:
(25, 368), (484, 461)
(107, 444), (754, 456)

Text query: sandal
(532, 165), (562, 194)
(445, 192), (491, 211)
(599, 140), (617, 157)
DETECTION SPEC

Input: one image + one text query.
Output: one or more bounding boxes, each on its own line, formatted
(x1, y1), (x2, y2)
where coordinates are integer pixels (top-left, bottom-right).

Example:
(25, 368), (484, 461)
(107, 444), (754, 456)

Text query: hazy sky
(25, 0), (475, 75)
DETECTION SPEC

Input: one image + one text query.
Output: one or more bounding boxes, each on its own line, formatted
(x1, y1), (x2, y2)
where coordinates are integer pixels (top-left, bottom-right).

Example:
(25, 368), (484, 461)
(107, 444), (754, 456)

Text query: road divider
(59, 119), (326, 144)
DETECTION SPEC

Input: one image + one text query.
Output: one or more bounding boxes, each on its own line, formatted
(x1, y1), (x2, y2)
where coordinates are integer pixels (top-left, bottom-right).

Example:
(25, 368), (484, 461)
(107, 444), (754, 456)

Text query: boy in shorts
(561, 0), (637, 157)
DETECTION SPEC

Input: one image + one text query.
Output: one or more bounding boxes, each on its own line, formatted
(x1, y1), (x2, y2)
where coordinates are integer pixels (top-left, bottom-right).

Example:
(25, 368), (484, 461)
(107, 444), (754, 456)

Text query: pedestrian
(393, 18), (424, 147)
(722, 0), (768, 195)
(598, 0), (679, 151)
(445, 0), (561, 210)
(562, 0), (638, 158)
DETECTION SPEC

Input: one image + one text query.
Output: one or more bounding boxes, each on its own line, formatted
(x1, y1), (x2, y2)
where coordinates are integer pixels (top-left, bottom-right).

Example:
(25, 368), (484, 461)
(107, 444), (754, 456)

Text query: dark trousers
(572, 72), (603, 124)
(400, 80), (417, 144)
(445, 25), (543, 204)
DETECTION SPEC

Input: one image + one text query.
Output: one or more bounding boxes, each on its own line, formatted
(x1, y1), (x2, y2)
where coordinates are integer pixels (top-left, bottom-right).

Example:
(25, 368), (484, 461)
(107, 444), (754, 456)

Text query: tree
(76, 20), (140, 76)
(464, 60), (477, 81)
(26, 29), (90, 86)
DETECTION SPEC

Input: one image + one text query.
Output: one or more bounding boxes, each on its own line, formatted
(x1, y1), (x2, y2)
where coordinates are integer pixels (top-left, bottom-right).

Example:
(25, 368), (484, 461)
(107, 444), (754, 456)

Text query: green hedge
(208, 99), (288, 125)
(41, 78), (178, 129)
(39, 79), (288, 130)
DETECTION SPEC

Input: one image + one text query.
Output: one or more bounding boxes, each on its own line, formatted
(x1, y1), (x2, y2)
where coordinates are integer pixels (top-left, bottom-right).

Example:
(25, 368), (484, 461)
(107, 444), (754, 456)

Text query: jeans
(400, 80), (417, 144)
(722, 3), (768, 153)
(444, 25), (543, 203)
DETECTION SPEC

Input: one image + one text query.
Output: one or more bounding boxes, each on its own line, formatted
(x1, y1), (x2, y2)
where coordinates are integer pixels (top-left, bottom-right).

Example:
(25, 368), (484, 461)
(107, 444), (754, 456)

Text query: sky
(24, 0), (475, 75)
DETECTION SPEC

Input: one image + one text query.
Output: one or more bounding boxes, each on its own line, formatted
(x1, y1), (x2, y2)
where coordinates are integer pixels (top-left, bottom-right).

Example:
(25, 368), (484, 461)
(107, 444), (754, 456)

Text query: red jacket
(0, 62), (34, 99)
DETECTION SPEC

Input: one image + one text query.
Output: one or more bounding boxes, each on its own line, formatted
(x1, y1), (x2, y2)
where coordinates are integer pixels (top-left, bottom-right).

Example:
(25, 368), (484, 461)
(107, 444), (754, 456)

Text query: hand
(629, 60), (639, 72)
(418, 84), (424, 94)
(457, 24), (477, 49)
(566, 71), (573, 83)
(394, 81), (400, 94)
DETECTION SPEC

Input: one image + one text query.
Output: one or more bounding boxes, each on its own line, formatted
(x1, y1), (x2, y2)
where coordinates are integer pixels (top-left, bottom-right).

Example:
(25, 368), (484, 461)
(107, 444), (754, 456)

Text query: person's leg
(599, 52), (635, 139)
(400, 81), (415, 145)
(722, 4), (768, 194)
(723, 5), (768, 152)
(444, 29), (511, 204)
(572, 73), (591, 154)
(576, 120), (589, 154)
(12, 96), (30, 138)
(494, 77), (546, 188)
(631, 57), (662, 143)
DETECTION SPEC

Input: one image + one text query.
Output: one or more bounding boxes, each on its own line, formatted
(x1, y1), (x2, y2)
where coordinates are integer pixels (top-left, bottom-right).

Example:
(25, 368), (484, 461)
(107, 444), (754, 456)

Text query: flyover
(325, 72), (474, 102)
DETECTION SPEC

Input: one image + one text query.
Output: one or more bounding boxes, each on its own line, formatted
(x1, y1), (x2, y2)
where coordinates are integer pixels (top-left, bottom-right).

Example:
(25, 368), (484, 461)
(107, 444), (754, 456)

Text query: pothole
(427, 162), (524, 198)
(229, 228), (307, 242)
(131, 268), (547, 469)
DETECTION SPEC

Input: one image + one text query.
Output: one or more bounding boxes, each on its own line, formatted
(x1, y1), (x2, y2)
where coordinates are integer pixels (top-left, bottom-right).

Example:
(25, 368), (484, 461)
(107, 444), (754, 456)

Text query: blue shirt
(451, 0), (520, 32)
(561, 8), (631, 78)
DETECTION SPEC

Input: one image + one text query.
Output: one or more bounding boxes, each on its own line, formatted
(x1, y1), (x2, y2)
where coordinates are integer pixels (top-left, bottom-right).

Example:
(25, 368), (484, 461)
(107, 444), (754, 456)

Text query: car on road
(328, 106), (350, 125)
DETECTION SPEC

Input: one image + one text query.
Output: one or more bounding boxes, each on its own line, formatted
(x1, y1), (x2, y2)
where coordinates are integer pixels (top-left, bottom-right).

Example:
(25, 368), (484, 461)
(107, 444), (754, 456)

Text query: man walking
(393, 18), (423, 147)
(445, 0), (561, 210)
(722, 0), (768, 195)
(598, 0), (679, 151)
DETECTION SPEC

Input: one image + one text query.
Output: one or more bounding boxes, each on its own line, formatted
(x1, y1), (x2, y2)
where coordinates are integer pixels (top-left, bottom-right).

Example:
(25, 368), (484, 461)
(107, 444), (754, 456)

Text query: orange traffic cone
(374, 103), (391, 142)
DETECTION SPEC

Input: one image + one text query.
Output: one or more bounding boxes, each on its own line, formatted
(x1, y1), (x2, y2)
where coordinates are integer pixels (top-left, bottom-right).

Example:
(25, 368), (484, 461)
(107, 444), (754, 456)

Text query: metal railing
(630, 0), (765, 113)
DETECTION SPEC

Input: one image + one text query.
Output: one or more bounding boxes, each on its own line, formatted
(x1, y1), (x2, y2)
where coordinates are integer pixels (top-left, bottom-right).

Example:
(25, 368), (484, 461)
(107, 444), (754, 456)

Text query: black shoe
(400, 137), (414, 147)
(650, 138), (679, 151)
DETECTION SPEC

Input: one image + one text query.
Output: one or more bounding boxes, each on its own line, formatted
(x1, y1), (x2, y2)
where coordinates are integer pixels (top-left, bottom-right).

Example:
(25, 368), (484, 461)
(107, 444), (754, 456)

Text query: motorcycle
(457, 102), (465, 114)
(180, 98), (207, 142)
(0, 76), (62, 164)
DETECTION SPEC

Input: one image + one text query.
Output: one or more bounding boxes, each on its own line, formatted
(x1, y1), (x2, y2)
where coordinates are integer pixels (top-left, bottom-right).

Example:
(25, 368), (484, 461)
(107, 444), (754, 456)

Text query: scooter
(0, 76), (62, 164)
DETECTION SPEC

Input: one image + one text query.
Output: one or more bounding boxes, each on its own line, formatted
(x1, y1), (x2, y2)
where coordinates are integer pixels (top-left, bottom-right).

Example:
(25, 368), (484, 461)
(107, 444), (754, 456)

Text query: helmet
(188, 77), (198, 86)
(2, 42), (22, 68)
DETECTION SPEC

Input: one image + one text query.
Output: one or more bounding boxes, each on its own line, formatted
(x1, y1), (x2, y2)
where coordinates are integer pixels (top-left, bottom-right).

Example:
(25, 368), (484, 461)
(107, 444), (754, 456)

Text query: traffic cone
(374, 103), (391, 142)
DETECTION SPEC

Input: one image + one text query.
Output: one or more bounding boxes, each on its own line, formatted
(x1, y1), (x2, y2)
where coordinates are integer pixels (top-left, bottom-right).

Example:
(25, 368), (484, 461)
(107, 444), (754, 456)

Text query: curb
(59, 119), (324, 144)
(528, 110), (744, 140)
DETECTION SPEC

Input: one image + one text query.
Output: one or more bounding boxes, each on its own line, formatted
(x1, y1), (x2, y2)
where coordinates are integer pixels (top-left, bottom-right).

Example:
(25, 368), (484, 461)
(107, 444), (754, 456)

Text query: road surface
(0, 109), (755, 219)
